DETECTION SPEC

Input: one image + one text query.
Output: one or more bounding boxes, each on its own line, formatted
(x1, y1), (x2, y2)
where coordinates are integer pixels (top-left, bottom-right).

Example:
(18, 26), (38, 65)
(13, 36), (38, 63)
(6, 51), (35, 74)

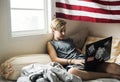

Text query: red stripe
(56, 2), (120, 15)
(56, 13), (120, 23)
(83, 0), (120, 5)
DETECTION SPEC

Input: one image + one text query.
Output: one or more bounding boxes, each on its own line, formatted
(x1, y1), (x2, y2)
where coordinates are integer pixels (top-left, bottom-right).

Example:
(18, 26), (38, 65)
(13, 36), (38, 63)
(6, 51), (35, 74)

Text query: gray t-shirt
(50, 38), (85, 59)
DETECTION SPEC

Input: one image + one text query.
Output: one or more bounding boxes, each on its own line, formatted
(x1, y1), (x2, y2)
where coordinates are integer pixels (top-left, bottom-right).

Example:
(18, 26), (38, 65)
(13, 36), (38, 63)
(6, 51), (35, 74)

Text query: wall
(87, 23), (120, 38)
(1, 0), (120, 64)
(0, 0), (87, 64)
(52, 0), (120, 38)
(0, 0), (51, 63)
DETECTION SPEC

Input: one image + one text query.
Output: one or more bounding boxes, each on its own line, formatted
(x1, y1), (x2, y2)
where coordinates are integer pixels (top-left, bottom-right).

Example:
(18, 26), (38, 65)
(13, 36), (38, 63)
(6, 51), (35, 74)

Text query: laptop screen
(84, 36), (112, 71)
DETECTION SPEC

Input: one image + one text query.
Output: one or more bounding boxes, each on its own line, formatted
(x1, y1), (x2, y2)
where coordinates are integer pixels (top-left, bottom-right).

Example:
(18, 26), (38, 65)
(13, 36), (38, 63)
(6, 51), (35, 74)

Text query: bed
(0, 32), (120, 82)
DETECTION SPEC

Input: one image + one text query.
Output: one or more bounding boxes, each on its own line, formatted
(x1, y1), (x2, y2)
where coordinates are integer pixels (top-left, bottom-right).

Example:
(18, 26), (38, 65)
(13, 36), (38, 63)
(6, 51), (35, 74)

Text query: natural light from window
(10, 0), (48, 37)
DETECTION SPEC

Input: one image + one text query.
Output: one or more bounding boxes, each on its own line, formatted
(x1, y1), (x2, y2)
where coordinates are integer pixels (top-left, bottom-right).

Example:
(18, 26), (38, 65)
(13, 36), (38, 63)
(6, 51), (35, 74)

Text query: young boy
(47, 18), (120, 80)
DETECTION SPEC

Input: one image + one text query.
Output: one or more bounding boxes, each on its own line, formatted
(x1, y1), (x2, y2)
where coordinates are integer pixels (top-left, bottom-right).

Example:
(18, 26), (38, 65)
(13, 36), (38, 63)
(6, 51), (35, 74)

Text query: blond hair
(50, 18), (66, 31)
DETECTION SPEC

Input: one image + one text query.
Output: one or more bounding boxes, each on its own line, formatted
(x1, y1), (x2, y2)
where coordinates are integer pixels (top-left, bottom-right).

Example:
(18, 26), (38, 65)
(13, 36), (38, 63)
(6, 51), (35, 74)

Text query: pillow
(115, 54), (120, 65)
(68, 28), (88, 49)
(82, 36), (120, 63)
(0, 54), (51, 80)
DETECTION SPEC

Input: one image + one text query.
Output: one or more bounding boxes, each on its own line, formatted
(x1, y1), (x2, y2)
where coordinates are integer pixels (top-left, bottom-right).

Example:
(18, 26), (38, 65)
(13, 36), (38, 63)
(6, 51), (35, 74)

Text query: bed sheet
(84, 78), (120, 82)
(0, 76), (119, 82)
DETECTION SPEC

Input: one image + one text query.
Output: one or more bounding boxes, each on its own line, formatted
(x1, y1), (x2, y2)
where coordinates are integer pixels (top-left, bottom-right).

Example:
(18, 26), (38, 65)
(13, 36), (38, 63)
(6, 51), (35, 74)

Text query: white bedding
(17, 62), (120, 82)
(0, 62), (120, 82)
(0, 76), (120, 82)
(84, 78), (120, 82)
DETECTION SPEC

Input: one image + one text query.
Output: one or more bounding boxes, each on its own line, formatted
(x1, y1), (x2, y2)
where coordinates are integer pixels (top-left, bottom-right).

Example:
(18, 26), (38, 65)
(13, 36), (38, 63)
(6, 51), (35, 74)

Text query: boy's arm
(47, 42), (84, 65)
(47, 42), (68, 65)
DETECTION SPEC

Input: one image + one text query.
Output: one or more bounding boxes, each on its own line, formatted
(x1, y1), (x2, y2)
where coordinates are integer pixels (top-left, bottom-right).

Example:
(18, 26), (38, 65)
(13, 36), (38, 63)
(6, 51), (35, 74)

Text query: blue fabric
(50, 38), (85, 59)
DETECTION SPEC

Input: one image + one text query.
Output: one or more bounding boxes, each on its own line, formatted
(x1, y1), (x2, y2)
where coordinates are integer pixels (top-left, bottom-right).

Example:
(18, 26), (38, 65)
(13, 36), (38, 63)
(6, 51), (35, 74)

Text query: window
(10, 0), (49, 37)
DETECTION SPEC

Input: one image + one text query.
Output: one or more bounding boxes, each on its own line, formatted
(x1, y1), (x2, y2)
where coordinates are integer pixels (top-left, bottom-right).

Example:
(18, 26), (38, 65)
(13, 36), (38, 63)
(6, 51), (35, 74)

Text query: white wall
(0, 0), (87, 64)
(1, 0), (120, 64)
(88, 23), (120, 38)
(0, 0), (52, 63)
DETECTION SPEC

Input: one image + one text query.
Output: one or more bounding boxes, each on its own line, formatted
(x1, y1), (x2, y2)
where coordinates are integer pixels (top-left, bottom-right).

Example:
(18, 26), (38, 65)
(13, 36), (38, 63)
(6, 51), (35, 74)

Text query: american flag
(56, 0), (120, 23)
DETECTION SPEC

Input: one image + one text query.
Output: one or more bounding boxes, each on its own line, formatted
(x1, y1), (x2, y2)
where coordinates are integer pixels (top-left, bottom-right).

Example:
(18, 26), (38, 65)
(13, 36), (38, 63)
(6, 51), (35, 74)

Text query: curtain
(55, 0), (120, 23)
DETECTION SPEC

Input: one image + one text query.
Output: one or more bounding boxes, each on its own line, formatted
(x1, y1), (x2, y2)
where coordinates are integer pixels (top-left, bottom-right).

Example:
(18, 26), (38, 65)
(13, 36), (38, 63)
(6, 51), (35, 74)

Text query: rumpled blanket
(17, 62), (82, 82)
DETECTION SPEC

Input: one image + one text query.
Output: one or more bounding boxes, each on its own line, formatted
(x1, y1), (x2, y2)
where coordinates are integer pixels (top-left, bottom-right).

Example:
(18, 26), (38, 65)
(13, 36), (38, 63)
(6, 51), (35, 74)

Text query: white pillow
(115, 54), (120, 65)
(0, 54), (51, 80)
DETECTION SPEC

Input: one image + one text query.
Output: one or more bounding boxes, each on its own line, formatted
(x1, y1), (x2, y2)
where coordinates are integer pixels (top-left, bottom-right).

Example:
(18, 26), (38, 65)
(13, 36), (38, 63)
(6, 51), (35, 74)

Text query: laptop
(84, 36), (112, 71)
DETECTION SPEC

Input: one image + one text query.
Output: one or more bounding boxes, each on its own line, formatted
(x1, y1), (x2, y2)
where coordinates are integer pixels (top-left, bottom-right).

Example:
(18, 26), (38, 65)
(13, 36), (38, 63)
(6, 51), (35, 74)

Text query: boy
(47, 18), (120, 80)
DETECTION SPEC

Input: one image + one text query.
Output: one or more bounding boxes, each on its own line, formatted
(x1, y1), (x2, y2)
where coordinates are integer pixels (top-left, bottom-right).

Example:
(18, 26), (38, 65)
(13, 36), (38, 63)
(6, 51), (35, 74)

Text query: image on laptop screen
(84, 36), (112, 71)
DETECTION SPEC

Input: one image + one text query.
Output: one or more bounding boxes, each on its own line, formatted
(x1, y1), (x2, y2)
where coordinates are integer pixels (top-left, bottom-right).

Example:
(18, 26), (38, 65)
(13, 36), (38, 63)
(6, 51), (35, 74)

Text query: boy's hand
(72, 59), (85, 66)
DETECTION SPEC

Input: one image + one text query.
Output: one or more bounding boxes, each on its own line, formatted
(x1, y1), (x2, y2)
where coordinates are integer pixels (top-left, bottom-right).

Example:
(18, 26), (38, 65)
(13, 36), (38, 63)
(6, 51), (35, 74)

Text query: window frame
(10, 0), (49, 37)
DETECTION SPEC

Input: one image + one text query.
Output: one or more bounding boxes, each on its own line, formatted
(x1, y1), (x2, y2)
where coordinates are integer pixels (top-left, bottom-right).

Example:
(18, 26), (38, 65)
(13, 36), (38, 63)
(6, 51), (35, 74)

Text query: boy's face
(53, 26), (66, 40)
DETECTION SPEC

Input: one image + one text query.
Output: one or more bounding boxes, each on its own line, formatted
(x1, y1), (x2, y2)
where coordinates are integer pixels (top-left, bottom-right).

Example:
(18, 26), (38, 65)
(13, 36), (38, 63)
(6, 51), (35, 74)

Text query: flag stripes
(56, 0), (120, 23)
(56, 2), (120, 15)
(85, 0), (120, 5)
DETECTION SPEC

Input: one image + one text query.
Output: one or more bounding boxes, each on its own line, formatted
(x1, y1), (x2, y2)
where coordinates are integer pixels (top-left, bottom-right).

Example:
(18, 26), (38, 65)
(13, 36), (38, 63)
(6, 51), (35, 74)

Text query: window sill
(12, 30), (48, 37)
